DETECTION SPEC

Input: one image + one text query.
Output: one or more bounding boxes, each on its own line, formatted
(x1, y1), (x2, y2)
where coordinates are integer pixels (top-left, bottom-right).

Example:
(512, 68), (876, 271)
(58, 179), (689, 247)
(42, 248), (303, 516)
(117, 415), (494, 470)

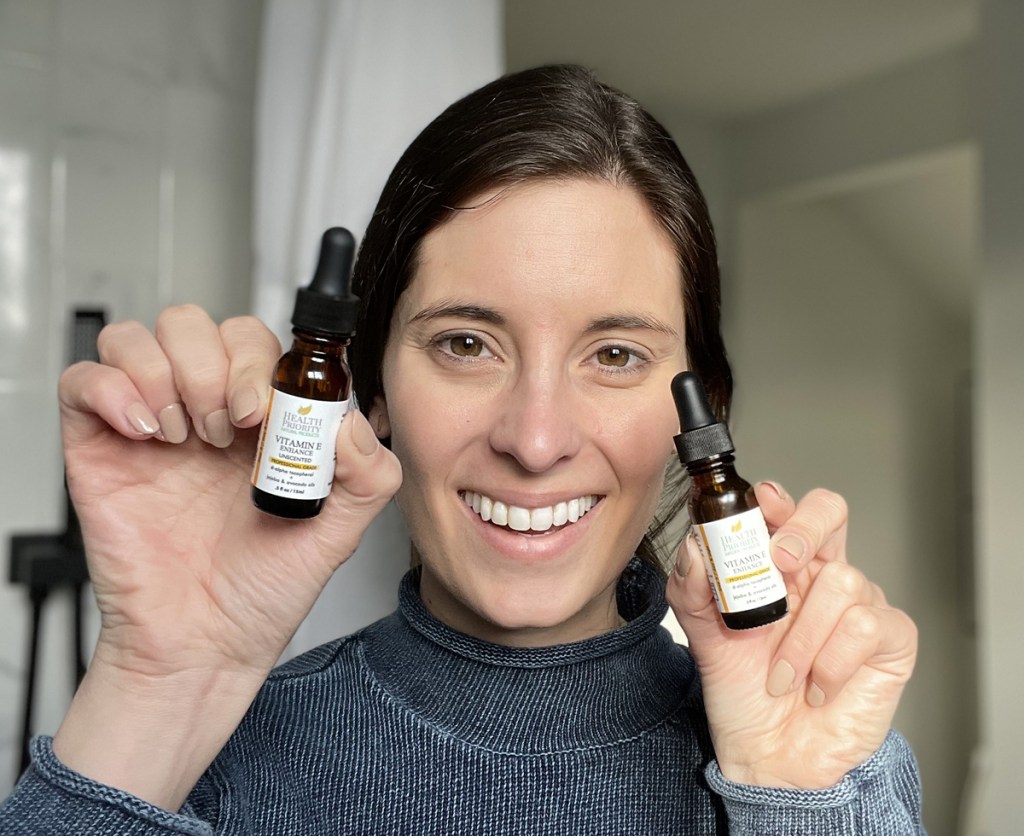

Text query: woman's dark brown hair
(351, 64), (732, 571)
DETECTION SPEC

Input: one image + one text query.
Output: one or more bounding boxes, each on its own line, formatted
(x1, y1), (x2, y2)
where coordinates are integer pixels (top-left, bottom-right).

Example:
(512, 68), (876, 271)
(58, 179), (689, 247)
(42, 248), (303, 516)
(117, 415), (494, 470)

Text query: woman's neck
(417, 563), (625, 648)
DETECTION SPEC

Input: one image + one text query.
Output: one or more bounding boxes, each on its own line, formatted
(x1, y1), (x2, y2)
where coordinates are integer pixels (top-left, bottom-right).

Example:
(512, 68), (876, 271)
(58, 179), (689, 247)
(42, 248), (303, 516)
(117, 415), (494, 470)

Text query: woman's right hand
(50, 305), (401, 809)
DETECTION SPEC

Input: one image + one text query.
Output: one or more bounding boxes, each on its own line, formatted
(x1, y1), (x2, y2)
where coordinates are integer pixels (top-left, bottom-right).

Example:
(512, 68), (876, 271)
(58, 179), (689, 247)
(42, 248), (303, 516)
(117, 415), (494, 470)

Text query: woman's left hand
(665, 482), (918, 789)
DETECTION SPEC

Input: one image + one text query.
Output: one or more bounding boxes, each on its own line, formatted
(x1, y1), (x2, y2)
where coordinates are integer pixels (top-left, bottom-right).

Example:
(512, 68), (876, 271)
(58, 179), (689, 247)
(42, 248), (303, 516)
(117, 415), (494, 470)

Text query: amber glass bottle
(251, 228), (358, 519)
(672, 372), (788, 630)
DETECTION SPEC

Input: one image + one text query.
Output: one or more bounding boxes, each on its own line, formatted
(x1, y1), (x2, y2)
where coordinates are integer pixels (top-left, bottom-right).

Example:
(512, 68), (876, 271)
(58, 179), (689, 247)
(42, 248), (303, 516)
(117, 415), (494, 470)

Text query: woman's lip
(460, 490), (601, 531)
(458, 489), (603, 510)
(458, 492), (601, 560)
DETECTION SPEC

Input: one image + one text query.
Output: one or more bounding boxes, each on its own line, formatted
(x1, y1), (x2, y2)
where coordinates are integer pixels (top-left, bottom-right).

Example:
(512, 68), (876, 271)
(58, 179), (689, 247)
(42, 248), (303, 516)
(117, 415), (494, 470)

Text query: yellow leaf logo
(297, 404), (313, 415)
(731, 520), (743, 533)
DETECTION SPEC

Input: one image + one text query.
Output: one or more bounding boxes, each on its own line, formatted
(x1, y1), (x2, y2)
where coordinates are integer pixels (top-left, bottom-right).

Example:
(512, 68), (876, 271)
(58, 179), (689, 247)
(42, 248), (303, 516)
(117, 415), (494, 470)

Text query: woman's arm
(0, 307), (401, 826)
(668, 482), (923, 831)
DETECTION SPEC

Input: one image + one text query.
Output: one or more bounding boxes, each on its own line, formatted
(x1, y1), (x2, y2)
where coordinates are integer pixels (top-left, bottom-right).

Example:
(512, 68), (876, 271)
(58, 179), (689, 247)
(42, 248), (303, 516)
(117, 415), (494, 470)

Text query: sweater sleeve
(0, 737), (215, 836)
(705, 729), (925, 835)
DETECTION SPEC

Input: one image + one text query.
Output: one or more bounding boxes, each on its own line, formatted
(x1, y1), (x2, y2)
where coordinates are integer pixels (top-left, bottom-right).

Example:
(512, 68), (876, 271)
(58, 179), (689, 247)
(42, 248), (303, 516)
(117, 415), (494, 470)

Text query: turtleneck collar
(360, 558), (699, 753)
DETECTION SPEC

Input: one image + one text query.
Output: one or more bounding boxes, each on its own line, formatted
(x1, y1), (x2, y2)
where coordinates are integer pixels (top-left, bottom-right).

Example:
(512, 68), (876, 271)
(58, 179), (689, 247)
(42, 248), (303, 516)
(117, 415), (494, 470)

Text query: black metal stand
(6, 307), (104, 778)
(8, 534), (90, 777)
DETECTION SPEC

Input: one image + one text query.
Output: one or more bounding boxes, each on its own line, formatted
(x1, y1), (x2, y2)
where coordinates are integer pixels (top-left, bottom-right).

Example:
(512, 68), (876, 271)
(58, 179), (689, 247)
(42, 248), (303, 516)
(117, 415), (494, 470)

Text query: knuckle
(820, 561), (865, 598)
(221, 316), (282, 358)
(810, 654), (842, 686)
(96, 320), (147, 359)
(809, 488), (848, 524)
(58, 361), (92, 395)
(132, 358), (173, 389)
(220, 314), (267, 337)
(783, 628), (818, 662)
(177, 365), (223, 396)
(895, 609), (919, 651)
(155, 303), (208, 334)
(842, 606), (879, 643)
(383, 458), (403, 496)
(811, 656), (845, 690)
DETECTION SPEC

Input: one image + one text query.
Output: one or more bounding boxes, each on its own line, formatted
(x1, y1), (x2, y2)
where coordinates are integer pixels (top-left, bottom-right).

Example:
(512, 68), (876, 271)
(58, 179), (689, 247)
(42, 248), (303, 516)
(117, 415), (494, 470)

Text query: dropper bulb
(672, 371), (716, 431)
(291, 227), (360, 336)
(309, 227), (356, 297)
(671, 371), (734, 463)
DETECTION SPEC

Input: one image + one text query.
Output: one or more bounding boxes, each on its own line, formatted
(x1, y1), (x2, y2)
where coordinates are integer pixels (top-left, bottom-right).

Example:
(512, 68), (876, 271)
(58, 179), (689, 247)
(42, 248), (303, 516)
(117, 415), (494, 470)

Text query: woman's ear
(367, 396), (391, 440)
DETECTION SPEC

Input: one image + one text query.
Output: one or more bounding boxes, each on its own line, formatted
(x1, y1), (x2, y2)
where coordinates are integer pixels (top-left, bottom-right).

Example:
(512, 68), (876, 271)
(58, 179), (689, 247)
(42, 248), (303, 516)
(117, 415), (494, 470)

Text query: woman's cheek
(598, 407), (676, 470)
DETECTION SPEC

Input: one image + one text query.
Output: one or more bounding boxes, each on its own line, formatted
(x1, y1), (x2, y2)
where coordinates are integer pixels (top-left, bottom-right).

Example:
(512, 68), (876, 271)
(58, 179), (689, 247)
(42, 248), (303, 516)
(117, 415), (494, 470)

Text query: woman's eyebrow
(585, 314), (680, 339)
(407, 304), (677, 338)
(408, 301), (506, 326)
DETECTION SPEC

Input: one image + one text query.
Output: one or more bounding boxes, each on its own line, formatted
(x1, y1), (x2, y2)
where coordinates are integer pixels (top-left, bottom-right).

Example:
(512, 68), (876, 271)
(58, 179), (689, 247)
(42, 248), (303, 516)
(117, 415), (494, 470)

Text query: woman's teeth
(462, 491), (598, 533)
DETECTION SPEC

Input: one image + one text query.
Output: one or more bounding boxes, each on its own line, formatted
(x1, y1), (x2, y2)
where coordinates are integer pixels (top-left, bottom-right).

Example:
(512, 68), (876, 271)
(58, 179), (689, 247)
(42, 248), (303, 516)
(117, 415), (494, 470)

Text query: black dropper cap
(671, 371), (734, 464)
(291, 227), (359, 336)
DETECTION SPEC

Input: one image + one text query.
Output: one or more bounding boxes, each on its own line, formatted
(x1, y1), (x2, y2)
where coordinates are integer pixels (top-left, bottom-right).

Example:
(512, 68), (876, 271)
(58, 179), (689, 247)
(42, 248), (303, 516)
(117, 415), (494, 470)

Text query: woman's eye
(596, 346), (635, 368)
(450, 335), (482, 357)
(439, 334), (488, 358)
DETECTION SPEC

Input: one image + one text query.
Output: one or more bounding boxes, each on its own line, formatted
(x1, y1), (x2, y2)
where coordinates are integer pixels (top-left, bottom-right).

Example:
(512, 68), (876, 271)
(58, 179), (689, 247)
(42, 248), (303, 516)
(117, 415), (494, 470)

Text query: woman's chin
(466, 587), (619, 647)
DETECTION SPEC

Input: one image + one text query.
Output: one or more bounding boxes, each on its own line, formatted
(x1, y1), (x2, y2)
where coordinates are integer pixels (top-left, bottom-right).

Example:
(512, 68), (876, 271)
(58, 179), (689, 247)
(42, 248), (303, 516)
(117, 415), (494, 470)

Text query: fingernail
(229, 386), (260, 424)
(760, 481), (788, 500)
(807, 683), (826, 707)
(351, 412), (379, 456)
(766, 660), (796, 697)
(126, 402), (159, 435)
(773, 535), (805, 568)
(202, 409), (234, 448)
(158, 403), (189, 443)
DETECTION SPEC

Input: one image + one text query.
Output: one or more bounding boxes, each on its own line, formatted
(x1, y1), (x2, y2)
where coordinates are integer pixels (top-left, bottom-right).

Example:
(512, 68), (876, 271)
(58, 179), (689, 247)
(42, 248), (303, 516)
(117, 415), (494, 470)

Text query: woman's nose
(487, 371), (582, 473)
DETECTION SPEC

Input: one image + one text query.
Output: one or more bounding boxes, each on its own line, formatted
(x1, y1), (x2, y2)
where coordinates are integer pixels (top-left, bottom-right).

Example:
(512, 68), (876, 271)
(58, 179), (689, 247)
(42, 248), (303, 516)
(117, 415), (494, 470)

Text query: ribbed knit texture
(1, 559), (924, 834)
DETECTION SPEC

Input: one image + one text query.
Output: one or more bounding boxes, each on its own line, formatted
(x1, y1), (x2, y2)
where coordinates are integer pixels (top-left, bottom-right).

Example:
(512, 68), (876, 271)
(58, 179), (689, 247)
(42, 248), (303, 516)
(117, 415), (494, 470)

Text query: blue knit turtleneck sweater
(2, 560), (923, 834)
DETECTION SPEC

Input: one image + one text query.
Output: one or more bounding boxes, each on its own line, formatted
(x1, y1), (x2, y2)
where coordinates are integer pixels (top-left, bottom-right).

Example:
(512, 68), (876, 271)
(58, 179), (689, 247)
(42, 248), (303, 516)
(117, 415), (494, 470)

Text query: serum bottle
(672, 372), (788, 630)
(251, 227), (358, 519)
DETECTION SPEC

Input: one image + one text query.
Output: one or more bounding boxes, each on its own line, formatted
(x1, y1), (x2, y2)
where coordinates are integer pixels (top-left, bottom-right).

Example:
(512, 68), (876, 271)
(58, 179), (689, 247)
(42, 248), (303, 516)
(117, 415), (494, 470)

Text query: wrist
(52, 659), (265, 810)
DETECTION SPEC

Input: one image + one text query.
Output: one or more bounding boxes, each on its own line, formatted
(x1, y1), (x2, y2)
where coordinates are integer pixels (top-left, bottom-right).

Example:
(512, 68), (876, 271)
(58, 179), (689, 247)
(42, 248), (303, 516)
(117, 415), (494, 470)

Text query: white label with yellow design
(251, 388), (350, 500)
(694, 508), (787, 614)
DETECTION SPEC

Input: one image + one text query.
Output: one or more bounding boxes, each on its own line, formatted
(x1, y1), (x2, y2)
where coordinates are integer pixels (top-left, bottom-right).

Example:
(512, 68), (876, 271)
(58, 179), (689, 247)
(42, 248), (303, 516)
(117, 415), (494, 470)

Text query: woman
(1, 65), (922, 833)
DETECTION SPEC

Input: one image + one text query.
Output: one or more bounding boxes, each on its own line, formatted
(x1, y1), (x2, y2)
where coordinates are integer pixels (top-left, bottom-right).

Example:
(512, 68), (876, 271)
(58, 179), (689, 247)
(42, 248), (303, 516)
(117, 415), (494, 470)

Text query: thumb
(665, 532), (730, 654)
(306, 409), (403, 568)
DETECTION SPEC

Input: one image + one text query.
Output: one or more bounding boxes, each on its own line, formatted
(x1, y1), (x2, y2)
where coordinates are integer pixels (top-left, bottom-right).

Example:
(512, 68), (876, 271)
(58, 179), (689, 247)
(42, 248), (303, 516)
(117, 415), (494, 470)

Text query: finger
(804, 605), (883, 706)
(765, 561), (878, 697)
(808, 603), (916, 706)
(752, 481), (797, 532)
(665, 532), (726, 648)
(155, 305), (233, 448)
(59, 361), (160, 444)
(96, 321), (189, 443)
(308, 410), (403, 569)
(220, 316), (281, 428)
(768, 487), (849, 573)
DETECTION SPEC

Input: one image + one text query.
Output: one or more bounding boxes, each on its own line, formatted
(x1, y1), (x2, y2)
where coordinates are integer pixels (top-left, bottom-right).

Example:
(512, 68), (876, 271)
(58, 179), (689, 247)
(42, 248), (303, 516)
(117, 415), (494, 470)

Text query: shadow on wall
(726, 149), (976, 836)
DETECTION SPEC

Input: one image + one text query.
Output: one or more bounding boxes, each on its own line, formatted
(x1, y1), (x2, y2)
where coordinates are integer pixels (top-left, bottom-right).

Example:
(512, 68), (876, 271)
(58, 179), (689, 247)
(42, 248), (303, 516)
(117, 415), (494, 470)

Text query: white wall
(0, 0), (260, 791)
(623, 47), (982, 833)
(721, 8), (1024, 828)
(729, 196), (971, 836)
(973, 1), (1024, 831)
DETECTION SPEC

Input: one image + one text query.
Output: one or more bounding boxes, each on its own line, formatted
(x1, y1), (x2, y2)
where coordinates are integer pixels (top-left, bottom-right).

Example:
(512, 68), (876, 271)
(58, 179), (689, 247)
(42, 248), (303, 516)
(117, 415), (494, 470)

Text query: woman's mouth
(460, 491), (600, 534)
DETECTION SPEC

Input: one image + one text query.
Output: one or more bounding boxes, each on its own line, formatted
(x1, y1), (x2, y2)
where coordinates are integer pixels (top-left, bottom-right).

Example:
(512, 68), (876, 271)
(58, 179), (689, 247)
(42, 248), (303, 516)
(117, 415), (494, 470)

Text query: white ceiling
(506, 1), (979, 323)
(506, 0), (978, 121)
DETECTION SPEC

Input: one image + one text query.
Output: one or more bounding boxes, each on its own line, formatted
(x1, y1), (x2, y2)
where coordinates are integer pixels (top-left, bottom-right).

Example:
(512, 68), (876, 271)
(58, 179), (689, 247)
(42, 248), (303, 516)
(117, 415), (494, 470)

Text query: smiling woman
(377, 179), (685, 646)
(0, 65), (924, 834)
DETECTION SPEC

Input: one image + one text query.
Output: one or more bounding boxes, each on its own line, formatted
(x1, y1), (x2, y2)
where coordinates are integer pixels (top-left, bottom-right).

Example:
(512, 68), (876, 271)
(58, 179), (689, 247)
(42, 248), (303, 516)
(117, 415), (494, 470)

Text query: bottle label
(695, 508), (787, 614)
(251, 389), (350, 500)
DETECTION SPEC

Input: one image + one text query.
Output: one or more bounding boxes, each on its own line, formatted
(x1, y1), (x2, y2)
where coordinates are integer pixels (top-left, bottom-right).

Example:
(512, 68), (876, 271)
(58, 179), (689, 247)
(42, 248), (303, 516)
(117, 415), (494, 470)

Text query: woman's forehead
(403, 179), (682, 315)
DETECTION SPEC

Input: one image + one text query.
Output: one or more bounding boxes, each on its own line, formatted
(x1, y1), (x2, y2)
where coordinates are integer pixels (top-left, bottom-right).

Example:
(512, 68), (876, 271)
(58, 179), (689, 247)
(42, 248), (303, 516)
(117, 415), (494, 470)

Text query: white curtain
(253, 0), (503, 654)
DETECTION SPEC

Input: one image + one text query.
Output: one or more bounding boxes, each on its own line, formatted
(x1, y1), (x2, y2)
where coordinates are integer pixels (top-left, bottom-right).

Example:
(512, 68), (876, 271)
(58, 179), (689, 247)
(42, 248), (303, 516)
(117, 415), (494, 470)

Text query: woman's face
(373, 178), (686, 646)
